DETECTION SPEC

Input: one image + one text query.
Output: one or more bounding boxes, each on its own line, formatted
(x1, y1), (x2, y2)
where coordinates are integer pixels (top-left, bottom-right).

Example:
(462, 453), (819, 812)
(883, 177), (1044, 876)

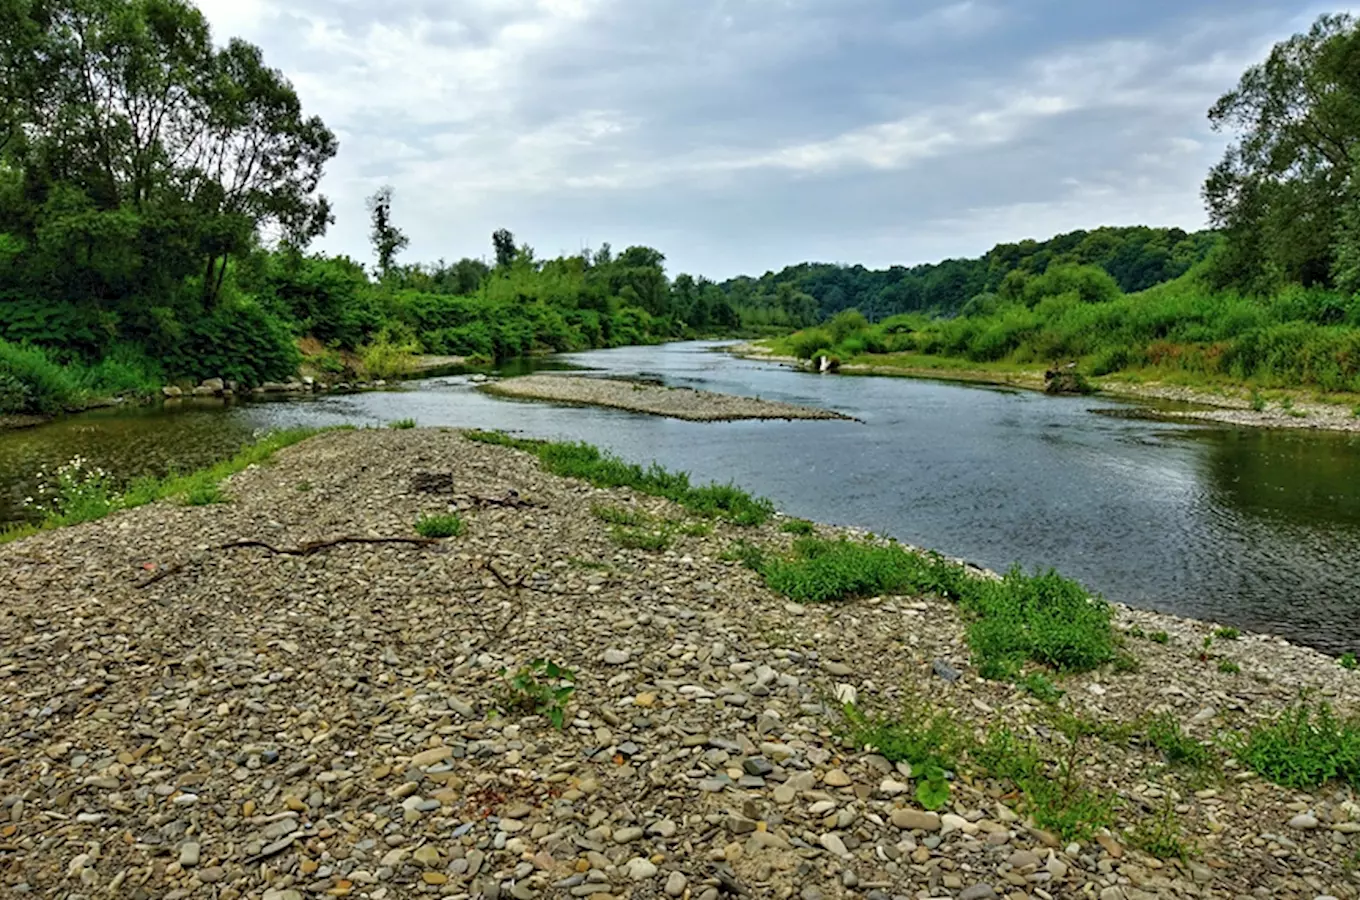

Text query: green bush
(0, 339), (83, 414)
(780, 519), (816, 536)
(161, 298), (301, 387)
(1144, 713), (1214, 769)
(1233, 703), (1360, 789)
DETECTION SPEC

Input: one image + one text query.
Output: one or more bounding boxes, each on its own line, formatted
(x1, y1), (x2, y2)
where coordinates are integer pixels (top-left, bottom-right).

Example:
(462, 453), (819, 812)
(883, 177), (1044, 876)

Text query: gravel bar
(1, 428), (1358, 899)
(483, 374), (852, 421)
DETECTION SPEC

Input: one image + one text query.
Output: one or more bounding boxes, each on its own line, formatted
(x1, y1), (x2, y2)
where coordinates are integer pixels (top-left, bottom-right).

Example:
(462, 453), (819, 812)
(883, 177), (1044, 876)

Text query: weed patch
(415, 513), (464, 538)
(592, 504), (651, 527)
(1128, 797), (1194, 860)
(467, 431), (773, 525)
(1145, 713), (1214, 769)
(610, 526), (671, 551)
(388, 418), (416, 429)
(499, 659), (576, 729)
(780, 518), (816, 536)
(1233, 703), (1360, 789)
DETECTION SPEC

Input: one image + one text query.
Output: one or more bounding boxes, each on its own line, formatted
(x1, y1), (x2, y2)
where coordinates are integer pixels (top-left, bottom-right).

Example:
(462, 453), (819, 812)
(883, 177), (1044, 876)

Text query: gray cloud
(195, 0), (1333, 277)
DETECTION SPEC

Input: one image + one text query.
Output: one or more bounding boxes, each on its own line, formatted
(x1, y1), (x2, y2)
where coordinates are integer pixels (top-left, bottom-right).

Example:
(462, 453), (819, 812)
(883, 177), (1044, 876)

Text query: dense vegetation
(773, 13), (1360, 396)
(720, 226), (1218, 327)
(0, 0), (750, 416)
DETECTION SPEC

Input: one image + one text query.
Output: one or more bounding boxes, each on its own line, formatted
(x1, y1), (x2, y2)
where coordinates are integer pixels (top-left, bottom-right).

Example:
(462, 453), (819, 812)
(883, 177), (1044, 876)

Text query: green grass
(388, 418), (417, 429)
(749, 536), (1115, 677)
(1214, 627), (1241, 641)
(1, 427), (331, 545)
(609, 525), (671, 551)
(780, 518), (816, 536)
(466, 431), (774, 525)
(676, 521), (714, 537)
(841, 700), (963, 810)
(592, 504), (651, 527)
(972, 724), (1115, 843)
(1018, 672), (1064, 703)
(1342, 652), (1358, 670)
(415, 513), (464, 538)
(1144, 713), (1214, 769)
(1218, 658), (1242, 675)
(1232, 703), (1360, 789)
(1149, 631), (1170, 644)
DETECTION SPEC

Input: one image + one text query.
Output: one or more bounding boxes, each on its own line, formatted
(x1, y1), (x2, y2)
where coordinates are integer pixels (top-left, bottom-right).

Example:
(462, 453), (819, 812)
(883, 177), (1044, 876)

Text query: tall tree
(367, 184), (408, 277)
(1205, 13), (1360, 290)
(492, 228), (515, 269)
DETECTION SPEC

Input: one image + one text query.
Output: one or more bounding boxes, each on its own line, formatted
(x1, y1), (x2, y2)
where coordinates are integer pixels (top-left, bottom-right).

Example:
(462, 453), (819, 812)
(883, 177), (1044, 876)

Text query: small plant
(1111, 651), (1142, 674)
(1145, 713), (1214, 769)
(1018, 672), (1064, 703)
(974, 724), (1113, 842)
(415, 513), (464, 538)
(676, 521), (713, 537)
(592, 504), (651, 527)
(296, 480), (313, 492)
(23, 457), (119, 525)
(1352, 404), (1360, 418)
(610, 526), (671, 551)
(1250, 390), (1266, 412)
(1342, 652), (1358, 670)
(914, 765), (951, 811)
(1281, 395), (1294, 411)
(1149, 631), (1170, 644)
(1128, 796), (1193, 860)
(780, 519), (816, 536)
(1218, 658), (1241, 675)
(1126, 626), (1146, 639)
(1213, 627), (1240, 641)
(723, 540), (768, 570)
(183, 478), (227, 506)
(841, 701), (962, 776)
(500, 659), (576, 728)
(1233, 702), (1360, 789)
(389, 418), (417, 429)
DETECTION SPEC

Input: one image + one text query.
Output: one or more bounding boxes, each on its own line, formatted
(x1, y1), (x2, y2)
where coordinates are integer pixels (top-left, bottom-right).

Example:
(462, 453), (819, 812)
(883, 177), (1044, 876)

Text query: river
(4, 341), (1359, 654)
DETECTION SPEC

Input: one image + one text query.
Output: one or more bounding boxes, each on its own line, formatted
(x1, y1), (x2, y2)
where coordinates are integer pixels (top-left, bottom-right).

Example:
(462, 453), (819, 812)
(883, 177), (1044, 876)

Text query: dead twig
(135, 536), (442, 588)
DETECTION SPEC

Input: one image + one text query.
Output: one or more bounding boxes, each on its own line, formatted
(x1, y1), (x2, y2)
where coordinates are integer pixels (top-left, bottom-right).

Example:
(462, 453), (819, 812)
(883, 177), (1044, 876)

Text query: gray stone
(742, 757), (774, 777)
(932, 659), (962, 682)
(1290, 814), (1320, 831)
(603, 649), (630, 665)
(178, 843), (200, 867)
(665, 871), (688, 897)
(959, 886), (996, 900)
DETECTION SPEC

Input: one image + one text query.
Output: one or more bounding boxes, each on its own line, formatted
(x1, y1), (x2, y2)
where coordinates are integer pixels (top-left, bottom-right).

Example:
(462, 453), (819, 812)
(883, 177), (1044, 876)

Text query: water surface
(4, 342), (1358, 653)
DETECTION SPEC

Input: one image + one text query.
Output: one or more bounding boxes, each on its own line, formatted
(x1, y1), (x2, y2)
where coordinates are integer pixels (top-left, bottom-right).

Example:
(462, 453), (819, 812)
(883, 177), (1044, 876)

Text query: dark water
(4, 341), (1360, 653)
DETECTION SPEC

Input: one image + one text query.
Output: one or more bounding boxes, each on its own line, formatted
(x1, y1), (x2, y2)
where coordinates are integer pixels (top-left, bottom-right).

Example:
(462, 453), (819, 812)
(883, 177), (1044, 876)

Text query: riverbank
(2, 428), (1358, 899)
(483, 373), (853, 421)
(732, 343), (1360, 432)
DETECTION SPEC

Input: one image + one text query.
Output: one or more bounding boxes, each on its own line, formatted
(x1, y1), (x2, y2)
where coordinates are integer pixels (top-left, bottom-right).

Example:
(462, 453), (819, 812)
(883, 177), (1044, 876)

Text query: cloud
(192, 0), (1322, 277)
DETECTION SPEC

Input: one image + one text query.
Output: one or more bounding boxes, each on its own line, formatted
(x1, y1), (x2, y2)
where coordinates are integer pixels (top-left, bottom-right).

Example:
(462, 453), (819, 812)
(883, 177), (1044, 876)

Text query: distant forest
(720, 226), (1221, 330)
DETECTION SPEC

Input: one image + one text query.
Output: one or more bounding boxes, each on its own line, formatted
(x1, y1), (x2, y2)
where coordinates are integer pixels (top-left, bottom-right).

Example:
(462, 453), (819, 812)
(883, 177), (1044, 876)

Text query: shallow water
(4, 341), (1360, 653)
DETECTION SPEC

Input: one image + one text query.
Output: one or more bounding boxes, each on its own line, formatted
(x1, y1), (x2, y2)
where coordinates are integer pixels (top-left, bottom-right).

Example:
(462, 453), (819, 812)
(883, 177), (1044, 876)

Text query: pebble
(604, 649), (631, 665)
(665, 871), (688, 896)
(824, 769), (852, 787)
(1290, 814), (1320, 830)
(178, 842), (200, 867)
(626, 858), (658, 880)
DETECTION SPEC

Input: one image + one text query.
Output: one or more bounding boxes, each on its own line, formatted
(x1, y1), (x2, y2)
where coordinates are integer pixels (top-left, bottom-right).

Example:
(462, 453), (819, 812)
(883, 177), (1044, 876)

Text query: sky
(194, 0), (1344, 280)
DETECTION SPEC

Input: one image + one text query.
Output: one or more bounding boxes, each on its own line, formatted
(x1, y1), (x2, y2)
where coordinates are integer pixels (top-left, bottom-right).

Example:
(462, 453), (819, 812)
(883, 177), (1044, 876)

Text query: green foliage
(1018, 672), (1065, 703)
(1234, 702), (1360, 788)
(973, 725), (1114, 843)
(499, 659), (576, 729)
(1145, 713), (1214, 769)
(1149, 631), (1170, 644)
(466, 431), (773, 525)
(358, 331), (418, 380)
(415, 513), (464, 539)
(841, 702), (963, 775)
(676, 521), (713, 537)
(1218, 658), (1242, 674)
(388, 418), (417, 430)
(1343, 652), (1358, 670)
(610, 525), (671, 551)
(21, 457), (118, 525)
(780, 519), (816, 536)
(751, 537), (1114, 675)
(1214, 627), (1240, 641)
(182, 478), (227, 507)
(0, 339), (84, 413)
(592, 504), (650, 526)
(915, 766), (951, 811)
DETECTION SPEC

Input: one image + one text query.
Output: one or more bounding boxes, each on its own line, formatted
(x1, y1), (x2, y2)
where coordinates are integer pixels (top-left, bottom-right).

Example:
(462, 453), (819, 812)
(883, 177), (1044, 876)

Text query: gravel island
(483, 374), (852, 421)
(2, 429), (1358, 899)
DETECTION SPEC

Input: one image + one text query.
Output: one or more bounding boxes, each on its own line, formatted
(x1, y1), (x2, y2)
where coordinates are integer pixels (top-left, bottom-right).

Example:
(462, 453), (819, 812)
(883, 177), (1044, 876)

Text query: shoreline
(2, 428), (1359, 898)
(482, 373), (854, 421)
(731, 343), (1360, 433)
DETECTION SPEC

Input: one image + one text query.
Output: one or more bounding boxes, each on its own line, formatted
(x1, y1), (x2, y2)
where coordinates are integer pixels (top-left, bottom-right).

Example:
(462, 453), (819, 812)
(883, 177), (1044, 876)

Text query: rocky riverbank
(730, 344), (1360, 433)
(483, 374), (852, 421)
(2, 429), (1359, 900)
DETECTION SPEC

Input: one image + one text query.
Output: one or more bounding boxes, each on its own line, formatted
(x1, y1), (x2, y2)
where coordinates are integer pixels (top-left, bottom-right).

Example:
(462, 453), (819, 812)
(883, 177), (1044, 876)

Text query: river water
(4, 341), (1359, 653)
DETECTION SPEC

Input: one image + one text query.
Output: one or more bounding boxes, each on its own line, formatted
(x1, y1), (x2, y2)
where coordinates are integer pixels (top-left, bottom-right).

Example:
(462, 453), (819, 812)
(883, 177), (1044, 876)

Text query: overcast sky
(196, 0), (1340, 279)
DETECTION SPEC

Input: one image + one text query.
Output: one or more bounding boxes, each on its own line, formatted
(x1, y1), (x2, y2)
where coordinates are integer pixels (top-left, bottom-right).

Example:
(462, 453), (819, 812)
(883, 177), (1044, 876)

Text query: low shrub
(780, 518), (816, 536)
(388, 418), (417, 429)
(499, 659), (576, 729)
(1144, 713), (1214, 769)
(610, 525), (671, 551)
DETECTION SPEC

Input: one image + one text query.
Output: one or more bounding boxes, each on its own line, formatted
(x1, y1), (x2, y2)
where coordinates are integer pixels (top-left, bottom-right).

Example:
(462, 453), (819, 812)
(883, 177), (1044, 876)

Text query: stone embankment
(2, 429), (1359, 899)
(484, 374), (852, 421)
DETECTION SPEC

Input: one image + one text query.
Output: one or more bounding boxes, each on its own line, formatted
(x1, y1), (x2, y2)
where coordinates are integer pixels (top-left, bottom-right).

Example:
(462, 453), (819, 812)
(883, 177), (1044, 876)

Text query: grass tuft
(1144, 713), (1214, 769)
(609, 526), (671, 551)
(780, 518), (816, 536)
(388, 418), (417, 429)
(415, 513), (464, 538)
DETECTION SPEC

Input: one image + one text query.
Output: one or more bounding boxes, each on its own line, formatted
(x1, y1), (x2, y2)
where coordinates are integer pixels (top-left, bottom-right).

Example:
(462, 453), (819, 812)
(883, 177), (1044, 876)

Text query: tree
(1205, 13), (1360, 290)
(367, 185), (408, 277)
(492, 228), (516, 268)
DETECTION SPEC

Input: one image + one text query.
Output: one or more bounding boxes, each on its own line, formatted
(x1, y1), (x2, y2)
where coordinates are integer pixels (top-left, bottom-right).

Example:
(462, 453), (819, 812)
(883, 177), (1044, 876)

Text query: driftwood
(135, 536), (442, 588)
(462, 489), (542, 510)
